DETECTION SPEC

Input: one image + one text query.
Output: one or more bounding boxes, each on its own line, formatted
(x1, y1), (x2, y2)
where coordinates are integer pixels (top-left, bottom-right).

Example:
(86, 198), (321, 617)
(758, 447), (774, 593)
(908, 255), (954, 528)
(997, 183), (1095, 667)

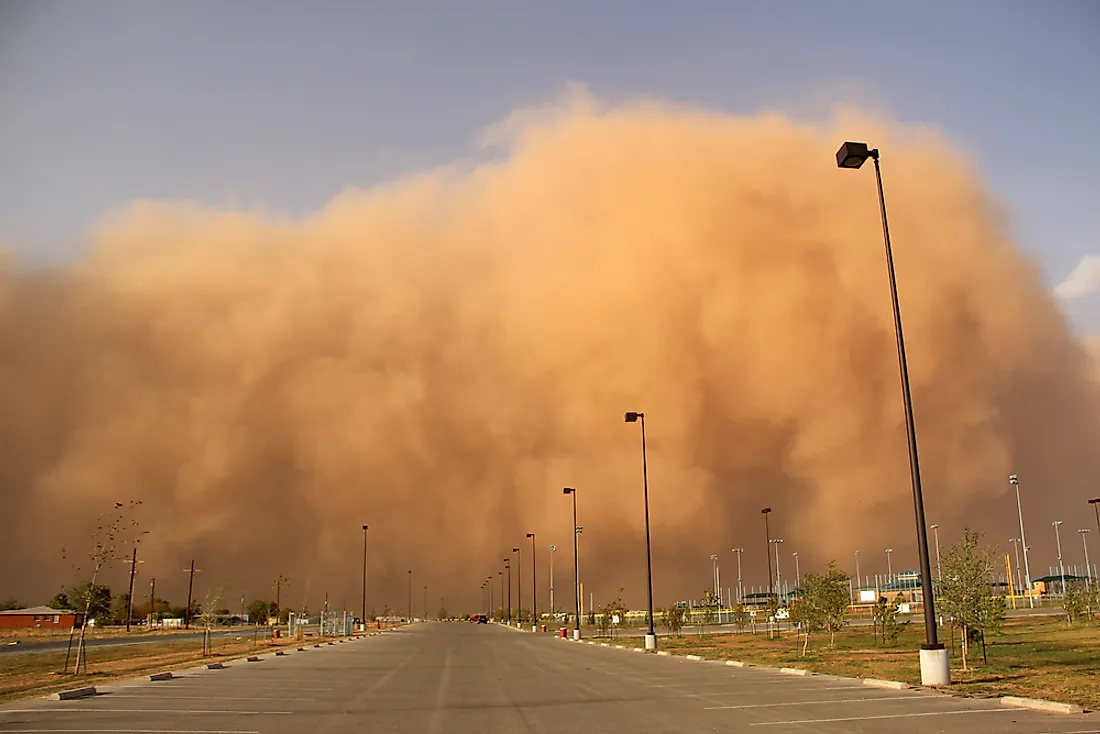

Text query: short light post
(731, 548), (744, 603)
(1009, 474), (1035, 608)
(1053, 521), (1066, 596)
(563, 488), (582, 639)
(836, 141), (947, 685)
(1079, 529), (1092, 586)
(624, 411), (658, 651)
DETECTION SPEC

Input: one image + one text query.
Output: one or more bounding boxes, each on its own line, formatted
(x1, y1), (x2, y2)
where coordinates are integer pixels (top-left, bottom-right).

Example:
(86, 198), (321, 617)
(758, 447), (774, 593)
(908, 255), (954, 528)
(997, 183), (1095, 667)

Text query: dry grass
(650, 617), (1100, 710)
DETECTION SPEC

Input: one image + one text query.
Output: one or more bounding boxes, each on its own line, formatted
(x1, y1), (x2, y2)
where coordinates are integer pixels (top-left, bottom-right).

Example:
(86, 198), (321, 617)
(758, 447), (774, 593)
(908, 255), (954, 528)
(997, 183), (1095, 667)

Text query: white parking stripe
(704, 695), (920, 710)
(0, 709), (291, 716)
(751, 708), (1017, 725)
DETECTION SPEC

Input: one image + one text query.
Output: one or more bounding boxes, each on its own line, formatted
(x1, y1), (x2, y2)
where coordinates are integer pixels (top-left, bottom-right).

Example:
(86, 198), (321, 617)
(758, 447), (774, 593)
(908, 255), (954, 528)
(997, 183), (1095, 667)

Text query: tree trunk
(961, 625), (969, 671)
(802, 630), (810, 657)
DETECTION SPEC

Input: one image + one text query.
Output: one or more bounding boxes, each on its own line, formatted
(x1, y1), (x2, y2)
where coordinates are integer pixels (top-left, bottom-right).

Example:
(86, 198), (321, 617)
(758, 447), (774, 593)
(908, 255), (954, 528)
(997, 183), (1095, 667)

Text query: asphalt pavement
(1, 622), (1094, 733)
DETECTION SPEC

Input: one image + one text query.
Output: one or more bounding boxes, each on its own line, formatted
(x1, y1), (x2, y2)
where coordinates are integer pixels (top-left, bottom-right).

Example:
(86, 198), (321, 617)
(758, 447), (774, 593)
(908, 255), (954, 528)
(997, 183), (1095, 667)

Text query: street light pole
(732, 548), (744, 604)
(1009, 539), (1024, 596)
(710, 554), (719, 600)
(503, 559), (511, 623)
(407, 570), (412, 622)
(854, 550), (861, 589)
(885, 548), (893, 581)
(930, 524), (942, 580)
(563, 488), (581, 639)
(1090, 499), (1100, 541)
(793, 552), (800, 588)
(1053, 521), (1066, 596)
(762, 509), (774, 603)
(512, 547), (521, 625)
(625, 411), (658, 651)
(1079, 530), (1092, 586)
(1009, 474), (1035, 608)
(836, 141), (946, 685)
(771, 539), (784, 596)
(548, 545), (556, 617)
(526, 533), (537, 629)
(361, 524), (368, 628)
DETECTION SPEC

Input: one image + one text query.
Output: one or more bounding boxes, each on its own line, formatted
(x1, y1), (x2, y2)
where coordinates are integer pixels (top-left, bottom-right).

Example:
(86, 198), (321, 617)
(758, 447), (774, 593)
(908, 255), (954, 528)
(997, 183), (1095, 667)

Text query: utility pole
(125, 547), (139, 632)
(148, 577), (156, 627)
(548, 545), (556, 616)
(183, 561), (201, 629)
(273, 575), (289, 625)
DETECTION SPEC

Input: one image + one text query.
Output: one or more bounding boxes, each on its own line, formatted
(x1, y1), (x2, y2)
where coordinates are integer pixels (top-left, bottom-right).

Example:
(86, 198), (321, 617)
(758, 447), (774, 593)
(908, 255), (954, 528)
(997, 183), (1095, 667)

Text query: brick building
(0, 606), (81, 630)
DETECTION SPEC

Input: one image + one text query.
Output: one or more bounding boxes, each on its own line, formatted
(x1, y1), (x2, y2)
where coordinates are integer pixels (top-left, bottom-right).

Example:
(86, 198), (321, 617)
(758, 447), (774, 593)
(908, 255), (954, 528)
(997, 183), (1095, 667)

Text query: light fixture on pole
(930, 524), (942, 580)
(1079, 529), (1093, 586)
(361, 524), (368, 629)
(762, 508), (774, 603)
(526, 533), (537, 630)
(624, 411), (658, 651)
(563, 488), (581, 640)
(1009, 474), (1035, 608)
(836, 141), (946, 685)
(1053, 521), (1066, 596)
(731, 548), (744, 604)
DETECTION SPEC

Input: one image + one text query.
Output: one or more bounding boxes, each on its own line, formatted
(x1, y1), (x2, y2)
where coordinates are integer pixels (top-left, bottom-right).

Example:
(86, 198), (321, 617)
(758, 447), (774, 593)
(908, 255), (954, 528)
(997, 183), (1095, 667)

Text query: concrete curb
(656, 650), (670, 656)
(632, 647), (644, 652)
(685, 654), (704, 661)
(148, 672), (174, 681)
(779, 668), (811, 676)
(725, 660), (746, 667)
(863, 678), (909, 690)
(205, 662), (226, 670)
(52, 687), (96, 700)
(246, 656), (261, 662)
(275, 651), (288, 656)
(1001, 696), (1083, 715)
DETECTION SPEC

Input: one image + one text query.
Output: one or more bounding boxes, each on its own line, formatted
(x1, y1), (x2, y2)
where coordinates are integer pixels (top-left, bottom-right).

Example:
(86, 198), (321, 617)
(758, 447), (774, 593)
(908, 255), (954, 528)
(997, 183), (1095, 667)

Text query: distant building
(0, 606), (82, 630)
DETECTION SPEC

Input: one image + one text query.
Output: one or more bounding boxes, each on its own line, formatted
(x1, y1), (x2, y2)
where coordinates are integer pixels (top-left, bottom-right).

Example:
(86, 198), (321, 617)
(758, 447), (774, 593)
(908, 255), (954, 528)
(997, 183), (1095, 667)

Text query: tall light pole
(885, 548), (894, 581)
(423, 585), (428, 621)
(1079, 529), (1092, 586)
(762, 508), (774, 603)
(498, 571), (504, 617)
(526, 533), (537, 628)
(793, 552), (800, 589)
(836, 141), (946, 685)
(930, 524), (942, 581)
(771, 539), (784, 596)
(1090, 499), (1100, 540)
(710, 554), (719, 600)
(624, 411), (657, 651)
(563, 488), (581, 639)
(1009, 474), (1034, 608)
(407, 570), (412, 622)
(731, 548), (744, 603)
(854, 550), (861, 588)
(503, 558), (511, 623)
(1009, 539), (1024, 595)
(1053, 521), (1066, 596)
(361, 524), (368, 628)
(512, 546), (521, 625)
(548, 545), (556, 617)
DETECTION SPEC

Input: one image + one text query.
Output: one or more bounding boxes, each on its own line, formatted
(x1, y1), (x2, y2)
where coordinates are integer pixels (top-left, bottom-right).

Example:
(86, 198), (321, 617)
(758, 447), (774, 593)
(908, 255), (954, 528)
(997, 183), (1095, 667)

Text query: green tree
(0, 597), (21, 611)
(698, 590), (717, 638)
(1064, 581), (1088, 624)
(50, 592), (72, 609)
(662, 605), (686, 637)
(68, 583), (112, 621)
(732, 603), (748, 633)
(246, 600), (273, 624)
(788, 562), (851, 655)
(871, 595), (901, 645)
(937, 527), (1000, 670)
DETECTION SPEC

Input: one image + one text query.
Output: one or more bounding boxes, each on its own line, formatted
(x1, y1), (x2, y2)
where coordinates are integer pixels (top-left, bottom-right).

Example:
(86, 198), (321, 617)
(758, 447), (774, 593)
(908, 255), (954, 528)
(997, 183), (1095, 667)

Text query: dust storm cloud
(2, 98), (1098, 613)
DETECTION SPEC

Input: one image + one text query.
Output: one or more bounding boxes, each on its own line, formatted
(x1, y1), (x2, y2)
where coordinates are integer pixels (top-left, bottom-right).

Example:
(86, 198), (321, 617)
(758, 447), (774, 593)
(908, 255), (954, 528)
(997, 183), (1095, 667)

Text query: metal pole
(505, 561), (511, 623)
(1053, 522), (1065, 596)
(528, 534), (537, 627)
(733, 548), (744, 604)
(407, 570), (412, 622)
(125, 547), (137, 632)
(361, 525), (368, 628)
(639, 414), (656, 641)
(423, 585), (427, 621)
(1080, 530), (1092, 586)
(571, 491), (580, 635)
(931, 525), (942, 580)
(499, 571), (504, 618)
(1011, 476), (1035, 607)
(185, 560), (195, 630)
(763, 510), (774, 603)
(1010, 539), (1024, 598)
(774, 541), (782, 594)
(548, 545), (556, 616)
(514, 546), (522, 624)
(886, 548), (893, 581)
(794, 552), (800, 588)
(872, 152), (939, 648)
(149, 577), (156, 627)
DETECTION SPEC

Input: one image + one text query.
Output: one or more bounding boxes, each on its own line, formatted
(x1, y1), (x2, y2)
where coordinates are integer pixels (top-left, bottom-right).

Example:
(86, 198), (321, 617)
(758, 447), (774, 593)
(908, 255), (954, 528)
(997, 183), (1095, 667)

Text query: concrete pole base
(531, 625), (537, 633)
(919, 646), (951, 685)
(644, 633), (658, 650)
(572, 628), (582, 640)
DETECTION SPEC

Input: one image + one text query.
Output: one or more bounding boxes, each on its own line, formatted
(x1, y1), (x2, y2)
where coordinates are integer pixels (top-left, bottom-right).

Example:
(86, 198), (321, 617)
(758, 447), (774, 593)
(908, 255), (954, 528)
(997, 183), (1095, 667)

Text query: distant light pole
(423, 585), (428, 621)
(407, 570), (412, 622)
(624, 411), (658, 651)
(548, 544), (557, 616)
(563, 488), (581, 639)
(503, 558), (511, 623)
(836, 141), (946, 685)
(710, 554), (720, 600)
(1053, 521), (1066, 596)
(854, 550), (861, 589)
(512, 546), (521, 625)
(792, 552), (800, 589)
(930, 524), (942, 580)
(771, 539), (784, 596)
(526, 533), (537, 628)
(762, 508), (774, 603)
(1079, 529), (1092, 586)
(885, 548), (894, 581)
(361, 524), (369, 628)
(1008, 539), (1024, 595)
(731, 548), (744, 603)
(1009, 474), (1035, 608)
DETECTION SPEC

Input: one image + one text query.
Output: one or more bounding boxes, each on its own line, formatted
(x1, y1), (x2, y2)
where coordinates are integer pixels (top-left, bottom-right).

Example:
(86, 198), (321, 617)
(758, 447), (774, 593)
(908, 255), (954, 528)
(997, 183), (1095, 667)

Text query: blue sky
(2, 0), (1098, 330)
